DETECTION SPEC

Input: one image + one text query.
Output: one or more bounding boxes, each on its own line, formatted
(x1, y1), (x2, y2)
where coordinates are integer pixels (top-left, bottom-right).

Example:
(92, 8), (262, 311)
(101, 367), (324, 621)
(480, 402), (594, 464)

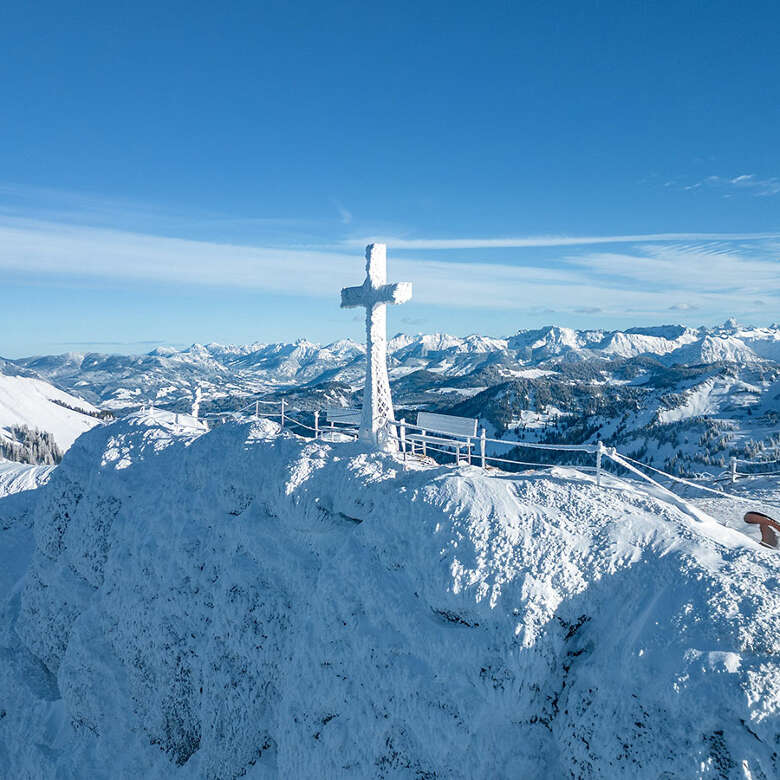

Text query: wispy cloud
(332, 200), (353, 225)
(52, 339), (171, 347)
(342, 232), (780, 250)
(670, 174), (780, 197)
(727, 174), (780, 196)
(0, 217), (358, 297)
(0, 182), (325, 237)
(1, 217), (778, 320)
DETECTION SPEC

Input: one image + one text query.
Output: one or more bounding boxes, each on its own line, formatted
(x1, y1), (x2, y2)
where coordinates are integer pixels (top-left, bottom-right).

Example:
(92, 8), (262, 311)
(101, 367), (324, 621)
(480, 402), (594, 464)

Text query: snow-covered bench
(324, 407), (361, 439)
(406, 411), (478, 464)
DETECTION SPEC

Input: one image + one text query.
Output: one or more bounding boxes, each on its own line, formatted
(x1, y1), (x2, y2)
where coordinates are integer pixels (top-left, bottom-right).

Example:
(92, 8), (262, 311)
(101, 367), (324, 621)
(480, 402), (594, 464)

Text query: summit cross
(341, 243), (412, 449)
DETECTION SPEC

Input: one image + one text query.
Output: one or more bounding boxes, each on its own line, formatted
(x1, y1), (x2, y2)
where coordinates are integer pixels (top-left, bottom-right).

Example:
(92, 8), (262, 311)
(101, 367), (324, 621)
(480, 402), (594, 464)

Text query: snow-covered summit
(1, 415), (778, 777)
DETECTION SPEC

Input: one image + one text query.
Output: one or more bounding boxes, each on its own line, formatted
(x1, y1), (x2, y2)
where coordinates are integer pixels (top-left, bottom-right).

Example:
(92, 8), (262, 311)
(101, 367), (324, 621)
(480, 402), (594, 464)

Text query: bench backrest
(416, 411), (477, 438)
(326, 407), (362, 426)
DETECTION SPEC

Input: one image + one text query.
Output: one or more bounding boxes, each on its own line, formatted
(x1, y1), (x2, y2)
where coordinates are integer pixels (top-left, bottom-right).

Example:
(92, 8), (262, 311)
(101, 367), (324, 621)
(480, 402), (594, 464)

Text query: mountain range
(3, 321), (779, 475)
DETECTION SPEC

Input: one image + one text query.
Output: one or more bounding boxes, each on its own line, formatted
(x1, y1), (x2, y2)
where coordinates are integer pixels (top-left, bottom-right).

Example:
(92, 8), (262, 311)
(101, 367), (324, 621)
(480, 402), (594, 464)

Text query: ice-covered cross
(341, 243), (412, 449)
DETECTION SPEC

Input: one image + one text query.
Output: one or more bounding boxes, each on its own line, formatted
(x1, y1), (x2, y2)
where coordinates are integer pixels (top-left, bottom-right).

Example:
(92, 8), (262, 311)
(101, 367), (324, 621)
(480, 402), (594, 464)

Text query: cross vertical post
(341, 243), (412, 450)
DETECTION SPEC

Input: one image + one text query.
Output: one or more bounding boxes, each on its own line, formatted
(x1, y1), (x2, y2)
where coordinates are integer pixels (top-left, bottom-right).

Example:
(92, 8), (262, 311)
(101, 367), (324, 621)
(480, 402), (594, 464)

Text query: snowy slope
(0, 373), (102, 451)
(0, 458), (54, 499)
(1, 415), (777, 778)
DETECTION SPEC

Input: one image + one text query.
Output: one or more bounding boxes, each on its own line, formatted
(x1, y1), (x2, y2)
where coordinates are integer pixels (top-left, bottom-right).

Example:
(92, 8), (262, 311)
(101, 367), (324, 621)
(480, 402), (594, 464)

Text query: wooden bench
(324, 407), (361, 439)
(406, 411), (478, 464)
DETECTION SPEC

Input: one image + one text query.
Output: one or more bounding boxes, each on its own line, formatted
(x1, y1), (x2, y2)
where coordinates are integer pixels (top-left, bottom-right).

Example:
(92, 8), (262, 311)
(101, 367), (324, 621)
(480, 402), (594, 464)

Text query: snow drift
(1, 412), (778, 778)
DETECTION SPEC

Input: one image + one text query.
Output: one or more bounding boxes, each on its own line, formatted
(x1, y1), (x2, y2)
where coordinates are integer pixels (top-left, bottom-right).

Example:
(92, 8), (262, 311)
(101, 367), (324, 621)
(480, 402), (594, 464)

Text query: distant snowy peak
(674, 334), (762, 365)
(388, 332), (505, 360)
(532, 326), (590, 354)
(599, 328), (699, 359)
(737, 327), (780, 363)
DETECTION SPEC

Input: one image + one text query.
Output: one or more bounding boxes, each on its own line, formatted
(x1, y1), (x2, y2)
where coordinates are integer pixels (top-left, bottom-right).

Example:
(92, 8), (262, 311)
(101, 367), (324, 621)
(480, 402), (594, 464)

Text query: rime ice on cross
(341, 243), (412, 449)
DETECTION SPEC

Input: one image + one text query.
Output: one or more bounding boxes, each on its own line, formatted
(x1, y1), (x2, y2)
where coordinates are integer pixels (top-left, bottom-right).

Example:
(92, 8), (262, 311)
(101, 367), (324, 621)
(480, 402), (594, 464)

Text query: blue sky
(1, 1), (778, 357)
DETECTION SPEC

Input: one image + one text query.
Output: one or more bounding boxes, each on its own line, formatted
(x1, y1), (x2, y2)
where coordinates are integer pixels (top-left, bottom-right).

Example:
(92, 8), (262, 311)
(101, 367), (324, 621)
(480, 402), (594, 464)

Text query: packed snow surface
(0, 414), (778, 778)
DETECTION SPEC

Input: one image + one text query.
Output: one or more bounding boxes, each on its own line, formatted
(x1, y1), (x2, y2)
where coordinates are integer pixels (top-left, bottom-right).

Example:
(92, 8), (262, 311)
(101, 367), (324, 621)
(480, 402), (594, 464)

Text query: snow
(1, 414), (778, 777)
(429, 386), (488, 398)
(0, 374), (101, 451)
(657, 375), (762, 424)
(674, 335), (761, 365)
(507, 367), (557, 379)
(600, 329), (698, 359)
(10, 324), (780, 423)
(0, 458), (54, 499)
(506, 406), (569, 430)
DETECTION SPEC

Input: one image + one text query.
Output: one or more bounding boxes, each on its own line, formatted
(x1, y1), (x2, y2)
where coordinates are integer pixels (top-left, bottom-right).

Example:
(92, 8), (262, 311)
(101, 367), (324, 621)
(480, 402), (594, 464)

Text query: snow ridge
(1, 415), (778, 777)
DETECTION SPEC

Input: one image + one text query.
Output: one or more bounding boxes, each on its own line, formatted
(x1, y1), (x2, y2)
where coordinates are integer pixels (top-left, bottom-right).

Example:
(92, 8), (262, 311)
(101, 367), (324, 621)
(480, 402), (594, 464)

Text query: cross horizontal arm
(378, 281), (413, 305)
(341, 281), (412, 309)
(340, 285), (368, 309)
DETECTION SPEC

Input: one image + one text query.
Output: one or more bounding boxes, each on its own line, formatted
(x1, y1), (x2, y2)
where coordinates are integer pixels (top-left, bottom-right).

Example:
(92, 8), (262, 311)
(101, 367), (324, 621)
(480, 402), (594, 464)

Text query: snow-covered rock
(1, 415), (778, 777)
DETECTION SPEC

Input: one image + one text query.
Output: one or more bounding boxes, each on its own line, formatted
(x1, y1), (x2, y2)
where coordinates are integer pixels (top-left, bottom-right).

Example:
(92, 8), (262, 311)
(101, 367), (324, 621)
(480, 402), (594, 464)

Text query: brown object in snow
(744, 511), (780, 549)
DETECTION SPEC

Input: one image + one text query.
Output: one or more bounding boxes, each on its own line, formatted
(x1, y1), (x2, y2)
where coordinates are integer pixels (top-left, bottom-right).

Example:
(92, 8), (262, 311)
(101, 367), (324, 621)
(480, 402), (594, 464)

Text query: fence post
(596, 440), (604, 488)
(314, 410), (319, 439)
(730, 456), (737, 485)
(400, 418), (407, 462)
(480, 428), (486, 469)
(281, 398), (286, 429)
(421, 430), (427, 457)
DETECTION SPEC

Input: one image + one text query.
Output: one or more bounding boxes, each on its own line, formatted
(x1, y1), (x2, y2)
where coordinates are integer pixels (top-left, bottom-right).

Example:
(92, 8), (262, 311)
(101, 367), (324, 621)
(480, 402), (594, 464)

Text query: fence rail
(176, 399), (778, 526)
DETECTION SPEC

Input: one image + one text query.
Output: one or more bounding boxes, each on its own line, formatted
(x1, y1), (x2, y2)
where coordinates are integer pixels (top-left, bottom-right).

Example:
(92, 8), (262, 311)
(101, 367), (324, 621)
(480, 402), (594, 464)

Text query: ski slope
(0, 413), (777, 777)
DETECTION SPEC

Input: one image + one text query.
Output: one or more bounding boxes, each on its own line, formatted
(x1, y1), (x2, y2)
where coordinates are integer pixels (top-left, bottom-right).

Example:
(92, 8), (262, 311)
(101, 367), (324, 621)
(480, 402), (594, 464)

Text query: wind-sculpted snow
(1, 414), (778, 778)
